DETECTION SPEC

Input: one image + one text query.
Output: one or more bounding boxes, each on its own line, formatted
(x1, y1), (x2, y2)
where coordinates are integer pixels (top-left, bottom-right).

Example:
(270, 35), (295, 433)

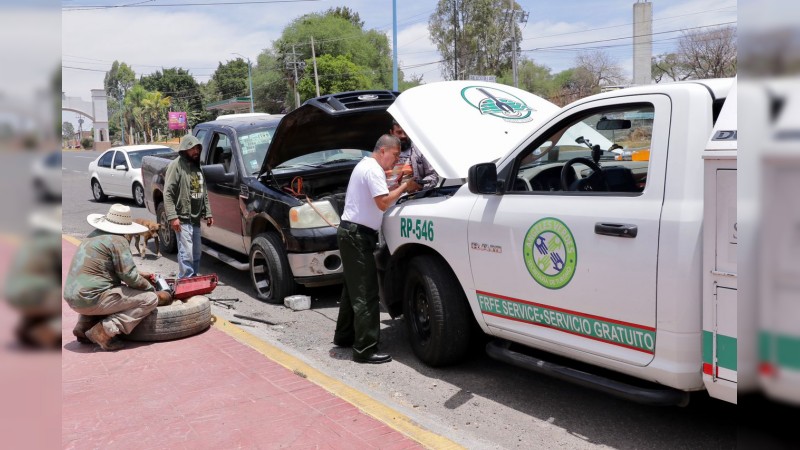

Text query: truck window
(238, 128), (276, 174)
(512, 104), (654, 194)
(208, 132), (235, 175)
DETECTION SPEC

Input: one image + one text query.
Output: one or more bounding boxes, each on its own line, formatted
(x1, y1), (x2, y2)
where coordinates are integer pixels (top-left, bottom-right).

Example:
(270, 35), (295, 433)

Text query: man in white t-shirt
(334, 134), (421, 364)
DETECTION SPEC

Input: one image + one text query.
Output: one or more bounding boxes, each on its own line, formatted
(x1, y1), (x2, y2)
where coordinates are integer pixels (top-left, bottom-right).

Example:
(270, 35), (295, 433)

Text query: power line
(63, 0), (322, 11)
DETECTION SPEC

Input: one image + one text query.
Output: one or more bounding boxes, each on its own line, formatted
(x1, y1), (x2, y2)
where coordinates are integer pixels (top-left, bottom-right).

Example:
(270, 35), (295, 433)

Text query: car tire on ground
(133, 183), (145, 207)
(123, 295), (212, 342)
(249, 232), (296, 303)
(403, 255), (472, 366)
(157, 202), (177, 254)
(91, 179), (107, 202)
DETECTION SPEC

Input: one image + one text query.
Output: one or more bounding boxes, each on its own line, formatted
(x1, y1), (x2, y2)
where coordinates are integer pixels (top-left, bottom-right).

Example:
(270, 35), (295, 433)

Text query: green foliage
(325, 6), (363, 28)
(212, 59), (250, 99)
(104, 61), (135, 101)
(399, 72), (424, 92)
(429, 0), (521, 80)
(62, 121), (75, 141)
(81, 137), (93, 150)
(275, 12), (392, 90)
(498, 58), (556, 98)
(297, 54), (371, 100)
(253, 49), (290, 113)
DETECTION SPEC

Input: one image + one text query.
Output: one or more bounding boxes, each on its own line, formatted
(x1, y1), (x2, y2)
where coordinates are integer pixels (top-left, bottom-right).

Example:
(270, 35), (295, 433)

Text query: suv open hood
(388, 81), (560, 180)
(262, 91), (398, 173)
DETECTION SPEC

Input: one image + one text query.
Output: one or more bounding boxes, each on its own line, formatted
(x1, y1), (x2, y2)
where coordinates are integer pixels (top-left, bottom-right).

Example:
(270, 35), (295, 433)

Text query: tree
(140, 67), (207, 131)
(275, 11), (393, 93)
(104, 61), (135, 142)
(676, 26), (737, 79)
(104, 61), (135, 101)
(211, 59), (251, 100)
(574, 50), (626, 89)
(142, 91), (171, 142)
(252, 49), (290, 113)
(62, 121), (75, 146)
(124, 84), (149, 143)
(325, 6), (363, 28)
(651, 53), (691, 83)
(498, 58), (556, 98)
(297, 54), (371, 100)
(428, 0), (522, 80)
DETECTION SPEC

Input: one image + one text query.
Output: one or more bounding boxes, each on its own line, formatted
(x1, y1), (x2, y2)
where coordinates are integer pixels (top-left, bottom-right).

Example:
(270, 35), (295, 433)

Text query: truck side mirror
(202, 163), (235, 184)
(467, 163), (500, 195)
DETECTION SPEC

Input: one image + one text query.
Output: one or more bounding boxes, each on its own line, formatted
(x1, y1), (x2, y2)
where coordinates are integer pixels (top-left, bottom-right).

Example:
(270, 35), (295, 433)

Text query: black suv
(142, 91), (398, 302)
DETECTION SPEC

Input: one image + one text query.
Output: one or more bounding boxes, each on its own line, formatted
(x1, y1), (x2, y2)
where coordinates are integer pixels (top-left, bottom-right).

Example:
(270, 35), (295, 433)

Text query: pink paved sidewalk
(61, 238), (424, 449)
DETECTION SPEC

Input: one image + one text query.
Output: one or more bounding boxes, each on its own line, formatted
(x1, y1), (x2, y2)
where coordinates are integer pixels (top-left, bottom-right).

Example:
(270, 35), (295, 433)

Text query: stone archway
(62, 89), (111, 151)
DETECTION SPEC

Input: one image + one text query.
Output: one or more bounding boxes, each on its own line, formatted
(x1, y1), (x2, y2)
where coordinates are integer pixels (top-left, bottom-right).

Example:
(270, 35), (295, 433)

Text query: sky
(58, 0), (737, 129)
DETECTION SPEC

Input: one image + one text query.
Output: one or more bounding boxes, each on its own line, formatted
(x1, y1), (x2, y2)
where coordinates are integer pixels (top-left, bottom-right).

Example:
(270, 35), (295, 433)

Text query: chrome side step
(201, 245), (249, 271)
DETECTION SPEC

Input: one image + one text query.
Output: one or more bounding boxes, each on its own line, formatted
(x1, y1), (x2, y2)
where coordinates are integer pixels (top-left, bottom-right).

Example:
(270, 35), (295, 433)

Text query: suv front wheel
(249, 232), (296, 303)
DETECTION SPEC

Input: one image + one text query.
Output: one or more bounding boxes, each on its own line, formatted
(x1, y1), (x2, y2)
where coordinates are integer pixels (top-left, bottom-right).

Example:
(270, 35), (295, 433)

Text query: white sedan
(88, 145), (173, 207)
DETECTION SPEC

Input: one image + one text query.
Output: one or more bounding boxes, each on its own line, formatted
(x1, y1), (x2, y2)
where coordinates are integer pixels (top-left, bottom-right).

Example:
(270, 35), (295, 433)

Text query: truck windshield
(239, 128), (277, 174)
(275, 149), (370, 171)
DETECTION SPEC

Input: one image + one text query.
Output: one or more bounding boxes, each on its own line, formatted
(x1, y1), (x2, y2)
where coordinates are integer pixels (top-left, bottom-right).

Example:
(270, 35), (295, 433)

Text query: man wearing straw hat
(63, 204), (172, 351)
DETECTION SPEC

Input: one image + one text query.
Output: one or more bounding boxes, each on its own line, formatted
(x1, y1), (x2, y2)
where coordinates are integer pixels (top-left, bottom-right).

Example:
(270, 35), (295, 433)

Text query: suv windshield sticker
(461, 86), (534, 123)
(239, 131), (271, 156)
(400, 218), (434, 242)
(523, 217), (577, 289)
(476, 291), (656, 354)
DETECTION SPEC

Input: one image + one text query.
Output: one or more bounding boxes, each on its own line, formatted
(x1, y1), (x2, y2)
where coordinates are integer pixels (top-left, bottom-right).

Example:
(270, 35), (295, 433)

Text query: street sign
(468, 75), (496, 83)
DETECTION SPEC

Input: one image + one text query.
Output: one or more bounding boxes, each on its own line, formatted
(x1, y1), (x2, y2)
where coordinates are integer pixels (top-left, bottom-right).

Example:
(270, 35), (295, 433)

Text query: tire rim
(410, 282), (431, 344)
(250, 249), (272, 298)
(134, 186), (144, 205)
(158, 208), (172, 249)
(92, 181), (101, 199)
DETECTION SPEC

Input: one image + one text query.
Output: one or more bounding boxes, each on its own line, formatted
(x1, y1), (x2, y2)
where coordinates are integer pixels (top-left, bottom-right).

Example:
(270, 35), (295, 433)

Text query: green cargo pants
(333, 222), (380, 356)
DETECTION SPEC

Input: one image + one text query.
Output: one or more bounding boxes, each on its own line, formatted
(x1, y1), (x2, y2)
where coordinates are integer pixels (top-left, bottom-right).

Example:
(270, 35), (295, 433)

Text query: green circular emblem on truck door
(523, 218), (577, 289)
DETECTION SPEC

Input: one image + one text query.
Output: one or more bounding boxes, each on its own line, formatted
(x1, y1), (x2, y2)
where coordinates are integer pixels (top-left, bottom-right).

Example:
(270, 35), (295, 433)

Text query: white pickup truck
(378, 78), (737, 406)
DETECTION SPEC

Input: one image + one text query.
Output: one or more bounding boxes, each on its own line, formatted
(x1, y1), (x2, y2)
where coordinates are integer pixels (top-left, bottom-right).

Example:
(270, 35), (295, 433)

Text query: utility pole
(392, 0), (398, 90)
(285, 45), (304, 109)
(311, 37), (320, 97)
(506, 2), (529, 88)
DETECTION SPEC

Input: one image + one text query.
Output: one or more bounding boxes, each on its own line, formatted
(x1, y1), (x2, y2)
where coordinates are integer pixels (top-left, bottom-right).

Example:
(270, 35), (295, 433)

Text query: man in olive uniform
(164, 134), (214, 279)
(63, 204), (171, 351)
(334, 135), (420, 364)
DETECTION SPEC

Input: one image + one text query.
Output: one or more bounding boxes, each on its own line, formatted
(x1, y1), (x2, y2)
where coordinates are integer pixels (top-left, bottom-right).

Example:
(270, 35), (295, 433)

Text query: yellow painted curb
(62, 235), (82, 246)
(213, 316), (463, 450)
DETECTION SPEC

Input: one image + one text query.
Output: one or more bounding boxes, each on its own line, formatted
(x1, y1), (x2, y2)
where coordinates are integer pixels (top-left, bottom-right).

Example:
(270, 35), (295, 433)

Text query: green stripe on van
(759, 332), (800, 370)
(702, 330), (737, 371)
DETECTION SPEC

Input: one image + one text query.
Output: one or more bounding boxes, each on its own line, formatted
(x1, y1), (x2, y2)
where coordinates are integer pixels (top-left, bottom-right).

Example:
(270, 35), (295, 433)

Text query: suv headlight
(289, 200), (341, 229)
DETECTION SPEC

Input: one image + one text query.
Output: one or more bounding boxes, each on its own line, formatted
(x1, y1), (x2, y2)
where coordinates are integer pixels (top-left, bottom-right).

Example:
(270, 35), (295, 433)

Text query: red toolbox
(166, 274), (219, 300)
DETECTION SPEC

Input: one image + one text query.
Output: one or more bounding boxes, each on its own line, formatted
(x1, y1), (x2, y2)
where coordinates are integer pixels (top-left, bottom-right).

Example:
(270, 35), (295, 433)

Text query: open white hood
(388, 81), (560, 180)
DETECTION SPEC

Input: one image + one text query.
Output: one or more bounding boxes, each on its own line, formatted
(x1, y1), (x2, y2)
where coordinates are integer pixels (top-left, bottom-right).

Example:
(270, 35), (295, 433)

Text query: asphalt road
(61, 150), (736, 449)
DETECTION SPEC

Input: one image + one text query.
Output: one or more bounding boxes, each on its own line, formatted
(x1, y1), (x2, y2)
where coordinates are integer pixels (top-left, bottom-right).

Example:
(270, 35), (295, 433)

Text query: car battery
(163, 274), (219, 300)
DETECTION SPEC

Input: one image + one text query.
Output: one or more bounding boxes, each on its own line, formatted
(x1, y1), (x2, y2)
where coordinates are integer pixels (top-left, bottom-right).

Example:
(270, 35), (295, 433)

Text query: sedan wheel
(133, 184), (145, 207)
(91, 179), (107, 202)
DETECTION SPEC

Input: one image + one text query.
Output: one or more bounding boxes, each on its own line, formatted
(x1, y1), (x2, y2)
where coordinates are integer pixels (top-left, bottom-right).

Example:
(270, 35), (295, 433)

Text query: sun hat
(178, 134), (202, 152)
(86, 204), (148, 235)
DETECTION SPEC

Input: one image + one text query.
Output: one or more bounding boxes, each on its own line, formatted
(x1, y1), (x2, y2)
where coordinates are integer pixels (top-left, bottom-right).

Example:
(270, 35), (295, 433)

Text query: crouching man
(63, 204), (172, 351)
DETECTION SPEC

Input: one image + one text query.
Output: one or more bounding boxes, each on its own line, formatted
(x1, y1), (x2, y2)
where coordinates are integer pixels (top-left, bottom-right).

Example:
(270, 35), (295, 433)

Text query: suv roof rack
(305, 90), (399, 113)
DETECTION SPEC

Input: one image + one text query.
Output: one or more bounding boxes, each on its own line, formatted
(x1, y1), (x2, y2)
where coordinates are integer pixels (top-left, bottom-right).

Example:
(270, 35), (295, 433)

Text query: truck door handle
(595, 222), (638, 238)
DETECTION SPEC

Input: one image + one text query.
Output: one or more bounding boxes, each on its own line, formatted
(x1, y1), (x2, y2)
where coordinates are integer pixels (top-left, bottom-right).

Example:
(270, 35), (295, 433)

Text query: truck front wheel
(403, 255), (471, 366)
(249, 233), (296, 303)
(156, 202), (177, 254)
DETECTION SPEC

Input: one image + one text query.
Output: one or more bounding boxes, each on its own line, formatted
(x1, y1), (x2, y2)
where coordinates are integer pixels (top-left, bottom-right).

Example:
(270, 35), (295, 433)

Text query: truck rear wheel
(249, 233), (296, 303)
(403, 255), (471, 366)
(156, 202), (177, 254)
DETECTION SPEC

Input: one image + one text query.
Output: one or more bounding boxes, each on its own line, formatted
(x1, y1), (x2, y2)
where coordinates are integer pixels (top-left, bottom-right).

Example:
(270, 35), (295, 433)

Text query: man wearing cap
(164, 134), (213, 279)
(63, 204), (172, 351)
